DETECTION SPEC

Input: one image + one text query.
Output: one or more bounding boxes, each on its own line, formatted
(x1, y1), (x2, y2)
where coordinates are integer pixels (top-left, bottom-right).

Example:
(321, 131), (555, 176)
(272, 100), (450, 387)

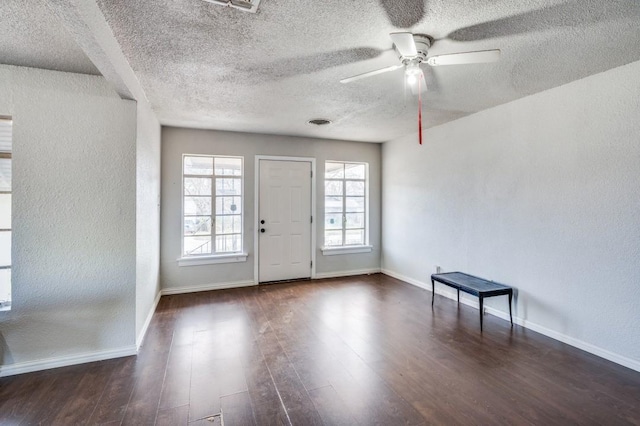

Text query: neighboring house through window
(0, 117), (12, 310)
(181, 155), (244, 262)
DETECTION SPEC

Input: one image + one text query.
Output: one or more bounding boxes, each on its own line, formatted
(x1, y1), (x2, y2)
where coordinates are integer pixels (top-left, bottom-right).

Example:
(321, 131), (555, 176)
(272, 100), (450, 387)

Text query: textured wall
(0, 65), (137, 368)
(161, 128), (381, 290)
(382, 60), (640, 368)
(135, 102), (161, 342)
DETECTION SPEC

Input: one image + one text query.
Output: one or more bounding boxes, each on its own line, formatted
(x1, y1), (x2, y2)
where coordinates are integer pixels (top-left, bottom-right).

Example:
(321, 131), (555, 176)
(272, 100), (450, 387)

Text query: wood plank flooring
(1, 273), (639, 425)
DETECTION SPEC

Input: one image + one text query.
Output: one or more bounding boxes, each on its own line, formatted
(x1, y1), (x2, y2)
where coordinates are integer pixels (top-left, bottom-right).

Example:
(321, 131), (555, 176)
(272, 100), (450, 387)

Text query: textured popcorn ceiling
(0, 0), (99, 75)
(11, 0), (640, 142)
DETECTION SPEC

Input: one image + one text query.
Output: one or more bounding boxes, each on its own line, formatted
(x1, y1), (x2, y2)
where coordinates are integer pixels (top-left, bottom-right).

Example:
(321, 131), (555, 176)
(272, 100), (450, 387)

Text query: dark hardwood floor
(1, 273), (640, 425)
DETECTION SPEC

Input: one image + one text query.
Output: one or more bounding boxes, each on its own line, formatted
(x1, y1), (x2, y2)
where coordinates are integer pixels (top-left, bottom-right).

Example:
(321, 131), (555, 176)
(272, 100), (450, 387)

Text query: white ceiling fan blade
(340, 64), (403, 84)
(390, 32), (418, 57)
(426, 49), (501, 66)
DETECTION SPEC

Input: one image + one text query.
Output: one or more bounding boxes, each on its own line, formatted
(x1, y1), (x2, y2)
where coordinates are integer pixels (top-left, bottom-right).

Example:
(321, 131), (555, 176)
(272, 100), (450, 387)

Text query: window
(0, 117), (11, 310)
(181, 155), (244, 263)
(323, 161), (371, 254)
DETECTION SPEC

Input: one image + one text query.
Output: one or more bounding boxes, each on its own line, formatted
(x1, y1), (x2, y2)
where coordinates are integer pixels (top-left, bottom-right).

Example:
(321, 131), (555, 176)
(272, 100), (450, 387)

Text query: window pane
(183, 156), (244, 257)
(216, 196), (241, 215)
(345, 229), (364, 245)
(0, 269), (10, 309)
(345, 213), (364, 229)
(345, 197), (365, 213)
(345, 163), (365, 179)
(325, 180), (343, 196)
(345, 181), (364, 196)
(184, 156), (213, 175)
(184, 236), (211, 255)
(325, 213), (342, 230)
(215, 157), (242, 176)
(0, 231), (10, 265)
(325, 230), (343, 246)
(0, 119), (11, 152)
(184, 216), (211, 236)
(184, 178), (211, 196)
(325, 162), (344, 179)
(0, 194), (10, 229)
(215, 215), (241, 235)
(325, 196), (343, 213)
(184, 196), (211, 215)
(216, 234), (241, 252)
(0, 159), (10, 192)
(216, 178), (241, 196)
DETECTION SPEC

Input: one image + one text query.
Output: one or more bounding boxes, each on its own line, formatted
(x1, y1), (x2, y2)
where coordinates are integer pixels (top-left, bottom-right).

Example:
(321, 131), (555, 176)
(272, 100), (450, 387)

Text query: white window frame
(178, 154), (247, 267)
(322, 160), (372, 256)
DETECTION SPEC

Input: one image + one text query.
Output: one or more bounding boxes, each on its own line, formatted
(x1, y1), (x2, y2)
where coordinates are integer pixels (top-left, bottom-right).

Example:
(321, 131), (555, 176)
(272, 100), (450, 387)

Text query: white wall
(135, 102), (161, 345)
(382, 60), (640, 370)
(0, 65), (138, 374)
(161, 128), (381, 292)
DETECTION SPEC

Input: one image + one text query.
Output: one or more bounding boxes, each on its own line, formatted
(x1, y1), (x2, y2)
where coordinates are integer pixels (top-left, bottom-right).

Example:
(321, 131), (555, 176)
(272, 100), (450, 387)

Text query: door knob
(260, 228), (266, 233)
(260, 220), (265, 224)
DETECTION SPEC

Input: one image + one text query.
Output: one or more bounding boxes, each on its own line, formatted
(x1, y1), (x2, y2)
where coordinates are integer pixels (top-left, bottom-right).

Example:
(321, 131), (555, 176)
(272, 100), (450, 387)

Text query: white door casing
(257, 158), (314, 283)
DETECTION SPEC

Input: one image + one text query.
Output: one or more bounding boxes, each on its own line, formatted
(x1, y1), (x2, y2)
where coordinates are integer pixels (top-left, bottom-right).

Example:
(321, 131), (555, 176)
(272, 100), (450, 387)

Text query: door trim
(254, 155), (316, 284)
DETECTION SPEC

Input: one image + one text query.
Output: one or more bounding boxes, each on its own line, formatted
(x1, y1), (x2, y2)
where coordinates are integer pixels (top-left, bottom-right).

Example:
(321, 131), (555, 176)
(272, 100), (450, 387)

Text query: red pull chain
(418, 77), (423, 145)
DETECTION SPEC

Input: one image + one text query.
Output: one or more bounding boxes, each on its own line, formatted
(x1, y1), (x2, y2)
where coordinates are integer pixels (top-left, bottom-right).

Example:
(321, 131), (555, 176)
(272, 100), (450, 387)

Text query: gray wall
(382, 60), (640, 370)
(0, 65), (137, 371)
(161, 128), (381, 291)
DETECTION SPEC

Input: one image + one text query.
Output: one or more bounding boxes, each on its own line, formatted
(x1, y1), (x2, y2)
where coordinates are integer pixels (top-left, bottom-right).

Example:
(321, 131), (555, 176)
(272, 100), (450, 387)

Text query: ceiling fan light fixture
(405, 62), (421, 85)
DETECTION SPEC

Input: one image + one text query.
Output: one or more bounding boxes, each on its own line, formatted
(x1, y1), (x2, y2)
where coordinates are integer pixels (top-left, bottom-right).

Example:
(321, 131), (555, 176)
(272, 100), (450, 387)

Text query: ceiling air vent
(202, 0), (262, 13)
(307, 119), (332, 126)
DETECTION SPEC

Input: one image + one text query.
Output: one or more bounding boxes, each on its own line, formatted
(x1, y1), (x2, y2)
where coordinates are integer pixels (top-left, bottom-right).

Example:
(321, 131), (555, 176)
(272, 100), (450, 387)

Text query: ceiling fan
(340, 32), (501, 91)
(340, 33), (500, 145)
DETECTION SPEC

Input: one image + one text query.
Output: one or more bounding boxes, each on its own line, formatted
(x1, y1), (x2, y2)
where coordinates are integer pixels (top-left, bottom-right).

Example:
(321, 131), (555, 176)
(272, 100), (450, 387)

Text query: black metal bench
(430, 272), (513, 331)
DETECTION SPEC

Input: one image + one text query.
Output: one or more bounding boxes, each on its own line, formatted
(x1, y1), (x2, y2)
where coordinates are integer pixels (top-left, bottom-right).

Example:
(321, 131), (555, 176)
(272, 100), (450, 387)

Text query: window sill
(321, 245), (373, 256)
(178, 253), (248, 267)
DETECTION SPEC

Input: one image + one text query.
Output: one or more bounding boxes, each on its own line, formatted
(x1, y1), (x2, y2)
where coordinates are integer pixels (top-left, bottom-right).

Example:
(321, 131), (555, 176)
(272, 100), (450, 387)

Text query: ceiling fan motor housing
(397, 34), (432, 63)
(413, 35), (432, 62)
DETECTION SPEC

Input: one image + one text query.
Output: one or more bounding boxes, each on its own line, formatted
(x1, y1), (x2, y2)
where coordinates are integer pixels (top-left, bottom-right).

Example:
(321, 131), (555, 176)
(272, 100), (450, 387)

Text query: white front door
(258, 159), (312, 283)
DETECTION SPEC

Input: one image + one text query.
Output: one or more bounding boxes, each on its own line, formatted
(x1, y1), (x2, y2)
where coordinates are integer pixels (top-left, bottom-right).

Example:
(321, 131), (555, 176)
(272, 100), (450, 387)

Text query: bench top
(431, 272), (512, 296)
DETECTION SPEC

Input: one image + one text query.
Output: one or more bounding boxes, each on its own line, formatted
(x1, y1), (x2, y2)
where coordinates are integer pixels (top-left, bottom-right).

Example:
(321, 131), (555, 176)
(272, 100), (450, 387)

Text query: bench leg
(479, 296), (484, 332)
(508, 291), (513, 326)
(431, 279), (435, 306)
(457, 289), (460, 304)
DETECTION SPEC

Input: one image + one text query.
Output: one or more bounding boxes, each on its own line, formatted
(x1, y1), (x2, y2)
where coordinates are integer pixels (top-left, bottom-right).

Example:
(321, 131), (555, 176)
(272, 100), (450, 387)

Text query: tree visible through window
(0, 117), (12, 310)
(324, 161), (368, 247)
(182, 155), (243, 256)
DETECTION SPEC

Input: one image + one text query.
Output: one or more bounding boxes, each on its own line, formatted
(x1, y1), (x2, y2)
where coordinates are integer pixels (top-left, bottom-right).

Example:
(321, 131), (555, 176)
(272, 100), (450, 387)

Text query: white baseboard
(161, 280), (256, 295)
(381, 268), (430, 290)
(136, 291), (161, 350)
(482, 305), (640, 372)
(161, 270), (383, 296)
(161, 270), (384, 295)
(314, 268), (381, 280)
(382, 268), (480, 308)
(381, 268), (640, 373)
(0, 346), (137, 378)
